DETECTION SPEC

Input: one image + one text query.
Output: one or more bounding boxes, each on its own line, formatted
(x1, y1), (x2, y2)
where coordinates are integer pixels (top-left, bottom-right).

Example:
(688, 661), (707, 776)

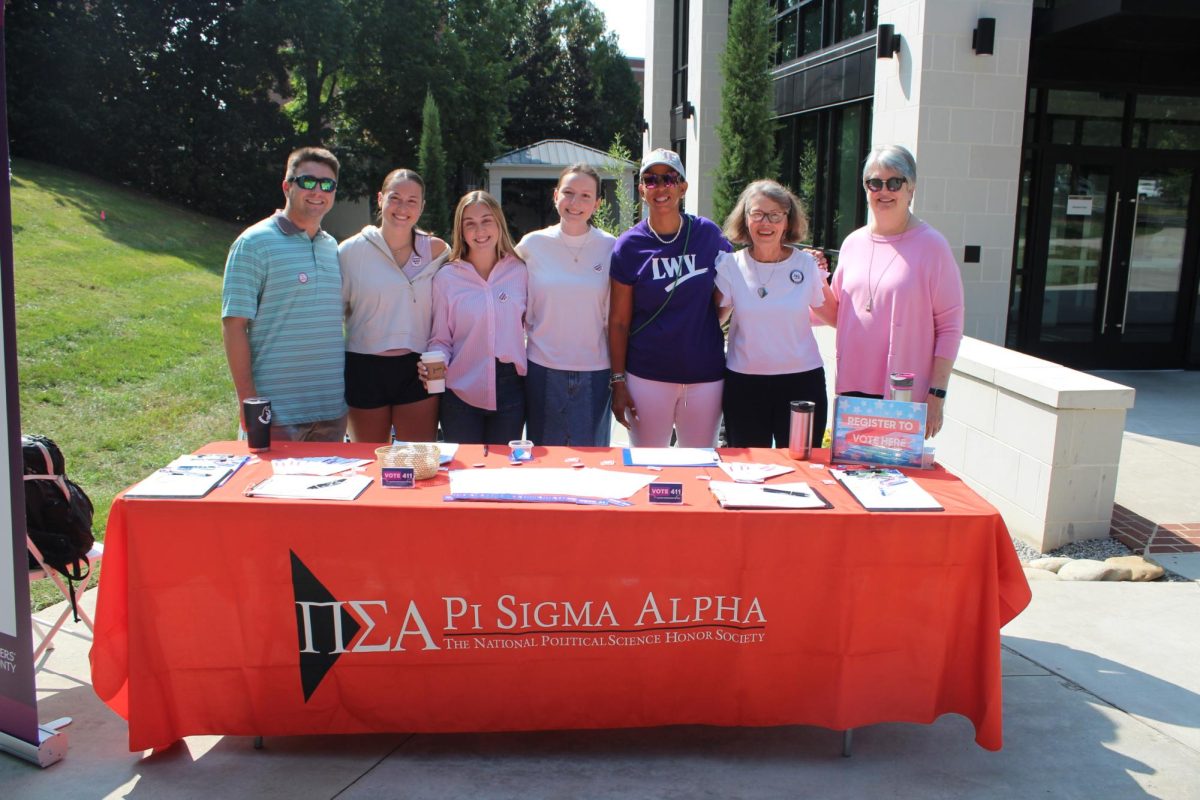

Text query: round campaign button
(789, 269), (804, 284)
(298, 272), (309, 284)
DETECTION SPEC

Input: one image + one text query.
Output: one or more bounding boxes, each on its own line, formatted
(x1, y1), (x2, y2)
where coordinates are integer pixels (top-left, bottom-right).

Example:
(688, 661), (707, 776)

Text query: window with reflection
(774, 101), (871, 261)
(1046, 90), (1124, 147)
(1134, 95), (1200, 150)
(771, 0), (877, 67)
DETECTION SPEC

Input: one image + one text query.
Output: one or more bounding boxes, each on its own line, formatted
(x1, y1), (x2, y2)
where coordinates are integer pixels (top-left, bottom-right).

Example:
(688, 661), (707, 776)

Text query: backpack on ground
(22, 434), (96, 622)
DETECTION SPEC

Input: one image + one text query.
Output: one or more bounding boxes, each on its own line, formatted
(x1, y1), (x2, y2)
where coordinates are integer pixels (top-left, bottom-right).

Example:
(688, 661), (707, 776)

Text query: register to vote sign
(831, 396), (926, 467)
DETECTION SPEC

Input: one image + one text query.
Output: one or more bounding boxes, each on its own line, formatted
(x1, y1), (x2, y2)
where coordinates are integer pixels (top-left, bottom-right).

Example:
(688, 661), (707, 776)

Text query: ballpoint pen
(763, 487), (811, 498)
(306, 478), (347, 490)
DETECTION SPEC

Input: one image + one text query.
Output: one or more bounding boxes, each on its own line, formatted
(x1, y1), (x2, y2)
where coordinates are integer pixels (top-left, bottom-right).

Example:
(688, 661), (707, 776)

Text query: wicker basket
(374, 443), (440, 480)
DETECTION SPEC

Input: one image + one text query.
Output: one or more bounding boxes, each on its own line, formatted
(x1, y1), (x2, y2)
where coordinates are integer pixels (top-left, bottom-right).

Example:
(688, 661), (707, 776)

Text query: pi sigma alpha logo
(290, 551), (768, 702)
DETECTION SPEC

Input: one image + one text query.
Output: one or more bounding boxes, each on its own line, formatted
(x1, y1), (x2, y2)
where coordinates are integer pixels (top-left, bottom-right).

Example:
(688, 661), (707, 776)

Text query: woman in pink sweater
(831, 145), (964, 437)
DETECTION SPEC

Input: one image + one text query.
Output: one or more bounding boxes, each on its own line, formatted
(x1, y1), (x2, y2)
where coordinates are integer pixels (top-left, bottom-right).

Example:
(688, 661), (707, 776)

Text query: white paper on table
(623, 447), (720, 467)
(244, 474), (372, 501)
(830, 469), (943, 511)
(125, 467), (234, 499)
(271, 456), (373, 476)
(708, 480), (830, 509)
(716, 462), (795, 483)
(449, 467), (655, 499)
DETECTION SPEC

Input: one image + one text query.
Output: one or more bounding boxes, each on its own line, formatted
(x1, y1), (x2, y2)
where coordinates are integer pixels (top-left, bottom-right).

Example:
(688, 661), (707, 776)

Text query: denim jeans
(439, 361), (526, 445)
(525, 361), (612, 447)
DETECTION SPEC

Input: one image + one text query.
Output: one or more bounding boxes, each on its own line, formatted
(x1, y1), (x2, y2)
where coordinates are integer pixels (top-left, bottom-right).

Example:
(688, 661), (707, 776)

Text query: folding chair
(27, 536), (104, 661)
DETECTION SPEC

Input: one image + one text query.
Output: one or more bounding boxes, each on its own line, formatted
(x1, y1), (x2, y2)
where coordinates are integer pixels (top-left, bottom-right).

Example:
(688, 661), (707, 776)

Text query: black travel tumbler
(243, 397), (272, 452)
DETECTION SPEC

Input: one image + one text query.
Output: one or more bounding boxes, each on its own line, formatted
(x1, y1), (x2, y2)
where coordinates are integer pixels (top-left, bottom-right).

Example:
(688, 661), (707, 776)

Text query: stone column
(873, 0), (1034, 345)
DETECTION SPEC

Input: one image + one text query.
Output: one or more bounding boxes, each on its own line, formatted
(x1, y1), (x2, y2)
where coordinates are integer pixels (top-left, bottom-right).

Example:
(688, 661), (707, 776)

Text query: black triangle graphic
(291, 550), (362, 702)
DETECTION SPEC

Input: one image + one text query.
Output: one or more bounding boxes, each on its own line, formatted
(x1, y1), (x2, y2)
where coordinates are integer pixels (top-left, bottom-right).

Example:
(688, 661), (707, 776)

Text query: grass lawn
(12, 159), (244, 610)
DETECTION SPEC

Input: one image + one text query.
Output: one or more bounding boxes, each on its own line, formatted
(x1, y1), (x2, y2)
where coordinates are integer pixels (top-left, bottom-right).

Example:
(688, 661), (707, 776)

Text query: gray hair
(862, 144), (917, 185)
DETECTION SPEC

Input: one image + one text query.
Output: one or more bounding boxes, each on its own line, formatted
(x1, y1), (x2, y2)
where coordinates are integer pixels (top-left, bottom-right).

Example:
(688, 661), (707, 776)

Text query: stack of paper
(831, 468), (943, 511)
(125, 454), (250, 499)
(622, 448), (720, 467)
(708, 481), (831, 509)
(716, 462), (794, 483)
(244, 474), (373, 501)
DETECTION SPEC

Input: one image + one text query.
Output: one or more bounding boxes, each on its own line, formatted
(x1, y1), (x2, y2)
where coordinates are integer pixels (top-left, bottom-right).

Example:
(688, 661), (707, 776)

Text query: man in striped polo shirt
(221, 146), (348, 441)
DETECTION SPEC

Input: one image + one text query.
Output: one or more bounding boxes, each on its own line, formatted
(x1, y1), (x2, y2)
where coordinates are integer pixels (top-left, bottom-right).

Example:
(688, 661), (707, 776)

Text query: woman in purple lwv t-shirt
(608, 149), (732, 447)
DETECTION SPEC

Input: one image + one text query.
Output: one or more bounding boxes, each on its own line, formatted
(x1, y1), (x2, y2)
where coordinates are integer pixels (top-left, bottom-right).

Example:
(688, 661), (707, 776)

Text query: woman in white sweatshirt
(339, 169), (449, 443)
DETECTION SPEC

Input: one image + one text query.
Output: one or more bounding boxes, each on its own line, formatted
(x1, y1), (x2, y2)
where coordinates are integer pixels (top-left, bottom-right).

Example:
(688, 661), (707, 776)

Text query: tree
(505, 0), (568, 147)
(712, 0), (779, 225)
(418, 91), (452, 238)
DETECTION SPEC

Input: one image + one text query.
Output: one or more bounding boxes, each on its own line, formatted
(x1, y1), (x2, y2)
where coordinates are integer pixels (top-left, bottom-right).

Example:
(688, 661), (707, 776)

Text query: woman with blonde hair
(339, 168), (449, 443)
(715, 179), (837, 447)
(516, 163), (617, 446)
(422, 191), (528, 444)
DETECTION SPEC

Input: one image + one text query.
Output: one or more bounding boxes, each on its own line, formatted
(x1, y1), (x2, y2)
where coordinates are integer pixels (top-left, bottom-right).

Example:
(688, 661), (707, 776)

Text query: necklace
(647, 215), (684, 245)
(866, 240), (901, 312)
(557, 229), (589, 263)
(750, 255), (780, 298)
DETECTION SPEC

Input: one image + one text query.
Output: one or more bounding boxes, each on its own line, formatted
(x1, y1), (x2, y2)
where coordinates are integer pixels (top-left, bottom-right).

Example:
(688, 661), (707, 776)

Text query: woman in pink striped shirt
(422, 191), (528, 444)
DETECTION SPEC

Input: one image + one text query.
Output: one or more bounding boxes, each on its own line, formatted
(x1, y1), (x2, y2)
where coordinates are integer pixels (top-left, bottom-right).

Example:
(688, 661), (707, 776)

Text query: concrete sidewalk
(4, 582), (1198, 799)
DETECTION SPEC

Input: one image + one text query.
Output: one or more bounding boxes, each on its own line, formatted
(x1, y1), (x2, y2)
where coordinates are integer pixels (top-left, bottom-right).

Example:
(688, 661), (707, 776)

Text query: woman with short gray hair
(829, 144), (964, 437)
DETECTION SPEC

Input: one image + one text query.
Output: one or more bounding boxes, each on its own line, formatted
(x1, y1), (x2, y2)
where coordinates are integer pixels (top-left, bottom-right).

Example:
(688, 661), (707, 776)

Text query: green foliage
(592, 137), (639, 237)
(4, 0), (638, 219)
(11, 160), (242, 610)
(712, 0), (780, 225)
(418, 91), (452, 238)
(504, 0), (642, 151)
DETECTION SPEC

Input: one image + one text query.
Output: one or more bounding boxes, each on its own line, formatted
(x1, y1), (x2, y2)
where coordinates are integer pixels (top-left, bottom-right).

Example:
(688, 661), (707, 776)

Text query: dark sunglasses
(640, 174), (682, 188)
(864, 176), (907, 193)
(290, 174), (338, 192)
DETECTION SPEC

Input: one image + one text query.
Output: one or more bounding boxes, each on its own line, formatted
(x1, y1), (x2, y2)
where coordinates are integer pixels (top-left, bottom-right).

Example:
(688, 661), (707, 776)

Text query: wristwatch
(927, 387), (947, 399)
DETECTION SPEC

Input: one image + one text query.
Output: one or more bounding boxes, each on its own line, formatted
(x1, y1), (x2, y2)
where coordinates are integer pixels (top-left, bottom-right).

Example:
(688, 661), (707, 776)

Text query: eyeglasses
(747, 210), (787, 223)
(864, 176), (907, 193)
(640, 174), (682, 188)
(290, 174), (338, 192)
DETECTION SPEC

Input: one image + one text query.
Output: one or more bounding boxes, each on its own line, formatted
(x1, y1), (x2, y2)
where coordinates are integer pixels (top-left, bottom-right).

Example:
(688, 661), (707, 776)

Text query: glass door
(1026, 155), (1199, 368)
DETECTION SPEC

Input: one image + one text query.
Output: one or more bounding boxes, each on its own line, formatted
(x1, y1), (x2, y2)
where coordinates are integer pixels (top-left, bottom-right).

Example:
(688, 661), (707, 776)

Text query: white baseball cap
(639, 148), (686, 181)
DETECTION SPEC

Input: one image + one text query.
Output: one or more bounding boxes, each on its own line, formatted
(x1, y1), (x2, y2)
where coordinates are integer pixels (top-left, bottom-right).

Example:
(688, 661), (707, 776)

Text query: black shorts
(344, 351), (431, 409)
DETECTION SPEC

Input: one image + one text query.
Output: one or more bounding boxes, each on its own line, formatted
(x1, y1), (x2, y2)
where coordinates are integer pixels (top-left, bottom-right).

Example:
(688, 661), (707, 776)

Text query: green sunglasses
(290, 174), (338, 192)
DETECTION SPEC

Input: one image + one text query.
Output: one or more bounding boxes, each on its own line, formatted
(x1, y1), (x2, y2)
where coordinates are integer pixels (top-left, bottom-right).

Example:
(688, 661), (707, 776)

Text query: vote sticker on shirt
(298, 272), (310, 284)
(498, 291), (509, 302)
(789, 269), (804, 284)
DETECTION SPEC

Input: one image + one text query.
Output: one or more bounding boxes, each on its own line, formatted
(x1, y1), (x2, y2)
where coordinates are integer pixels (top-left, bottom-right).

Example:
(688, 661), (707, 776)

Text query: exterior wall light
(973, 17), (996, 55)
(877, 24), (901, 59)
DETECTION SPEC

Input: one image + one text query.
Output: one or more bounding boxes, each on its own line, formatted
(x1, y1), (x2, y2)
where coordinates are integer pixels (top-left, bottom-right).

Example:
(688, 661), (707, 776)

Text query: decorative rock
(1026, 557), (1072, 573)
(1104, 555), (1165, 582)
(1057, 559), (1131, 582)
(1023, 567), (1060, 581)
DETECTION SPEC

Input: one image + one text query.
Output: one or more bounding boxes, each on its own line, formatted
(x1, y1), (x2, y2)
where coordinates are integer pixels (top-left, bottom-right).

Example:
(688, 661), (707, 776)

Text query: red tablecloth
(90, 442), (1030, 751)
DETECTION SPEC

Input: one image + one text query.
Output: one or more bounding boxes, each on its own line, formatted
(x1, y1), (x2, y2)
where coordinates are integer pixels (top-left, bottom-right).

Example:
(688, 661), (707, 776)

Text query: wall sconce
(876, 24), (901, 59)
(682, 101), (696, 120)
(637, 118), (649, 134)
(973, 17), (996, 55)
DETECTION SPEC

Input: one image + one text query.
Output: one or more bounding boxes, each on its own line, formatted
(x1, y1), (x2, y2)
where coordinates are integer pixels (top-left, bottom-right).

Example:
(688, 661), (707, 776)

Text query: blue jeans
(439, 361), (526, 445)
(525, 361), (612, 447)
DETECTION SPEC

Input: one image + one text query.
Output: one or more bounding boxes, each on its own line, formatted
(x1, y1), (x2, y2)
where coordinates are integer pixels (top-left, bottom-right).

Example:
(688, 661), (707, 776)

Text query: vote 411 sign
(831, 396), (927, 468)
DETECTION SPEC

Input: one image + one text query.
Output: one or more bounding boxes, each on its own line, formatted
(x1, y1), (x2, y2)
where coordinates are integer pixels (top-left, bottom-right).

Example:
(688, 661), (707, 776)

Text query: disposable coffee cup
(421, 351), (446, 394)
(243, 397), (272, 452)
